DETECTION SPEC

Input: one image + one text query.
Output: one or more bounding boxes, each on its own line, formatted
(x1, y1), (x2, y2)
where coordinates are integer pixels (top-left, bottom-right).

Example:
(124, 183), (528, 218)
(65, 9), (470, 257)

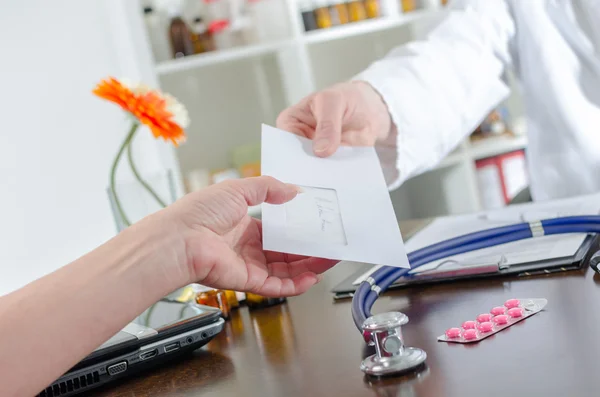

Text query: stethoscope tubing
(352, 216), (600, 329)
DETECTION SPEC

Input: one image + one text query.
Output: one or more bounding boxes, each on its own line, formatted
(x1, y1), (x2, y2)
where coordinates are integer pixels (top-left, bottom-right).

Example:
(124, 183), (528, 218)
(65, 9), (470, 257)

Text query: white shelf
(119, 0), (528, 221)
(155, 39), (294, 75)
(154, 9), (446, 76)
(302, 10), (439, 45)
(422, 134), (529, 174)
(468, 135), (528, 161)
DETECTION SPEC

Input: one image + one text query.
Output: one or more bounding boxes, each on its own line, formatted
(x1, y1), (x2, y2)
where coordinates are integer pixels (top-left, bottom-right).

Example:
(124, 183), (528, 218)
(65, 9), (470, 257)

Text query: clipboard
(331, 193), (600, 299)
(331, 233), (600, 299)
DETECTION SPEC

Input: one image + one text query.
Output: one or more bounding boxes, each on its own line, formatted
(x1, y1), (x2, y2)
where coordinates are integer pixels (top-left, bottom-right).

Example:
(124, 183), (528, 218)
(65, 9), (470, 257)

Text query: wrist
(351, 80), (393, 141)
(118, 211), (192, 294)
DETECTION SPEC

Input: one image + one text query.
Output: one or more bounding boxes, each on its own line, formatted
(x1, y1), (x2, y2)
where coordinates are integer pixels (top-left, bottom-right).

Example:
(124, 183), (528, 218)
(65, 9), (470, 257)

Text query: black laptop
(38, 299), (225, 397)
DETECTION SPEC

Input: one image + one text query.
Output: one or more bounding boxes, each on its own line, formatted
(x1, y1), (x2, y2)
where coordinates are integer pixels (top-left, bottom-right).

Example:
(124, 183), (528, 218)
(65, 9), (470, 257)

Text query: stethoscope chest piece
(360, 312), (427, 377)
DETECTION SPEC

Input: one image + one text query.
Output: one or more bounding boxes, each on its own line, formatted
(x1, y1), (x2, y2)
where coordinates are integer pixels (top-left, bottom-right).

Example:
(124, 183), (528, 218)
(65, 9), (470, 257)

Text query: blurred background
(0, 0), (528, 295)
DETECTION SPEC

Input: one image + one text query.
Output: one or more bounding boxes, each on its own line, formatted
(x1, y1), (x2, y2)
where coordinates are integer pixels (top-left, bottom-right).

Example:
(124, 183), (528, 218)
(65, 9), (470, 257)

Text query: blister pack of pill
(437, 298), (548, 343)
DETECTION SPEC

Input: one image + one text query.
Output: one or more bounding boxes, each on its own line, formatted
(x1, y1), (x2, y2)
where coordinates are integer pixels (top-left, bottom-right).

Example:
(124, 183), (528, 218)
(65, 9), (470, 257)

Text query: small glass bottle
(401, 0), (416, 13)
(314, 0), (333, 29)
(167, 5), (195, 58)
(196, 288), (231, 320)
(331, 0), (350, 24)
(245, 293), (286, 310)
(347, 0), (367, 22)
(363, 0), (379, 18)
(190, 17), (208, 53)
(224, 290), (240, 309)
(299, 0), (318, 31)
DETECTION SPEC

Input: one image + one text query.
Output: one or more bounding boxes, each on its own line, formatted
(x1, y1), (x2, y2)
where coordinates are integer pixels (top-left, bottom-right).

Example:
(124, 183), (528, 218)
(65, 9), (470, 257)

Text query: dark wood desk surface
(91, 219), (600, 397)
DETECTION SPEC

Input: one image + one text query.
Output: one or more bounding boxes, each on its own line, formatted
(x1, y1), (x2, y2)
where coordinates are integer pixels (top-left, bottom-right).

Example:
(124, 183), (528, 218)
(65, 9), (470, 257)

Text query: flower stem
(110, 123), (139, 228)
(127, 133), (168, 208)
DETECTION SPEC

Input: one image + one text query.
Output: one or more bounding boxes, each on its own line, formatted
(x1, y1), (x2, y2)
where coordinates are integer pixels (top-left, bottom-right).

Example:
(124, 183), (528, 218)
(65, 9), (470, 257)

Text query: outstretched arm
(277, 0), (516, 190)
(0, 176), (337, 397)
(357, 0), (517, 188)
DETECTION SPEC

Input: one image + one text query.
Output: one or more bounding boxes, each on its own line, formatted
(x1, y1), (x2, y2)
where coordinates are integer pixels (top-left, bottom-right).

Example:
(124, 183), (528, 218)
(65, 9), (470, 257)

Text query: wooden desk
(91, 219), (600, 397)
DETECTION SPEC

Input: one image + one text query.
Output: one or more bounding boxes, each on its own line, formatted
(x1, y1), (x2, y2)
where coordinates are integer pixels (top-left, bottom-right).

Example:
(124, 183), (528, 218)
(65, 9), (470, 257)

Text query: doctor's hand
(165, 176), (338, 297)
(277, 81), (392, 157)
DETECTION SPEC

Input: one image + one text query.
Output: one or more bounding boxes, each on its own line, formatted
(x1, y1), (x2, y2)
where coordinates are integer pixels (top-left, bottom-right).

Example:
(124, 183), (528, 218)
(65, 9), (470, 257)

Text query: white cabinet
(112, 0), (527, 220)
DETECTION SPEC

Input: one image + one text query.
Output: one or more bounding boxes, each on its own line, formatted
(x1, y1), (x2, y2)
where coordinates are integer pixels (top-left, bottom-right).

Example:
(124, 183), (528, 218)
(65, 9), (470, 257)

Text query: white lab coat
(357, 0), (600, 201)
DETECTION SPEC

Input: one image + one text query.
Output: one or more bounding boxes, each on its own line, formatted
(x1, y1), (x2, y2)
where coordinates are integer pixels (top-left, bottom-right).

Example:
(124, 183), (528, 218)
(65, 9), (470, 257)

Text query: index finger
(276, 96), (316, 138)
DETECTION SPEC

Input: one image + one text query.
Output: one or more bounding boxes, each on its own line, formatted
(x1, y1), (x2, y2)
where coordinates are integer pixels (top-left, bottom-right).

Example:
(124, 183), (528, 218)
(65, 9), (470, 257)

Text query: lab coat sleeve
(354, 0), (516, 190)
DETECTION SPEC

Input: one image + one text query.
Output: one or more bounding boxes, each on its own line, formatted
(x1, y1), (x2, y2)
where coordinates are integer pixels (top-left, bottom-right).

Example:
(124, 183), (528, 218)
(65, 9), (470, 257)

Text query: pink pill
(462, 329), (478, 340)
(476, 313), (493, 323)
(462, 320), (477, 330)
(477, 321), (493, 333)
(490, 306), (506, 316)
(508, 307), (523, 318)
(505, 299), (520, 309)
(493, 314), (509, 325)
(445, 327), (461, 338)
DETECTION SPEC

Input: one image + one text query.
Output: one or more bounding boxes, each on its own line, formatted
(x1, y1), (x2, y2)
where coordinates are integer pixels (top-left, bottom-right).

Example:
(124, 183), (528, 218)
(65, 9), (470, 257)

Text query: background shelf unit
(120, 0), (528, 221)
(469, 135), (528, 161)
(154, 9), (445, 76)
(155, 39), (294, 75)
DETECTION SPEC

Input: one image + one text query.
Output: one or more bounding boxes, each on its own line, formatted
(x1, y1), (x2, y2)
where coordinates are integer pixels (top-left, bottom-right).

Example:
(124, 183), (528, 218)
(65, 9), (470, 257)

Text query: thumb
(235, 176), (302, 207)
(311, 90), (345, 157)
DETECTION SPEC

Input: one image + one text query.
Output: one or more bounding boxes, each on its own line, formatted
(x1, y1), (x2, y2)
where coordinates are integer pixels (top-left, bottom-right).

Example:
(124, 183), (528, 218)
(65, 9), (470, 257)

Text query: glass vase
(107, 169), (176, 233)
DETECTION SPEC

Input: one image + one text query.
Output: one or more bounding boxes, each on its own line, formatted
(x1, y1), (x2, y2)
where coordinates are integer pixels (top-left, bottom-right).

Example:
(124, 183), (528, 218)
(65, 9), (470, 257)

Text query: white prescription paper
(260, 124), (410, 268)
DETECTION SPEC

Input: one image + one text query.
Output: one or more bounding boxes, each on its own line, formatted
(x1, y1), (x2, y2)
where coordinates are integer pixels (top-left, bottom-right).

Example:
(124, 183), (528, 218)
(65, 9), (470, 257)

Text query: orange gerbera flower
(93, 77), (189, 146)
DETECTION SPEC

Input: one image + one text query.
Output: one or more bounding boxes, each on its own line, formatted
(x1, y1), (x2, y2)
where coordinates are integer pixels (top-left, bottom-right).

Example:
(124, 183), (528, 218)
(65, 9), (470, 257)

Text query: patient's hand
(165, 176), (338, 297)
(0, 178), (335, 397)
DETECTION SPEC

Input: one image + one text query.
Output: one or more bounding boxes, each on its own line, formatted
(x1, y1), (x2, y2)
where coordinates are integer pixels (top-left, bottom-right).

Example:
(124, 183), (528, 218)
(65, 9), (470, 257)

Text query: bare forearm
(0, 212), (189, 397)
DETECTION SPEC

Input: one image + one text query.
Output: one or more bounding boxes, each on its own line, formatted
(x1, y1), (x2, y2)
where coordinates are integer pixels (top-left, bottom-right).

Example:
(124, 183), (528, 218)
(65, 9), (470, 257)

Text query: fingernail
(314, 138), (330, 153)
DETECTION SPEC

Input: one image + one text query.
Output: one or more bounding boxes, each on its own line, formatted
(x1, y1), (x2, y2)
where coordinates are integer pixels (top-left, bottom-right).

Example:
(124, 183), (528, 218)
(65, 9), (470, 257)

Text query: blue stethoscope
(353, 215), (600, 376)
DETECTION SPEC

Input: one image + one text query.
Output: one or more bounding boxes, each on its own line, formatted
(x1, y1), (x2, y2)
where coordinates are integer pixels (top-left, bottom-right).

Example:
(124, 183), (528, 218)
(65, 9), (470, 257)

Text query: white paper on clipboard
(351, 192), (600, 284)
